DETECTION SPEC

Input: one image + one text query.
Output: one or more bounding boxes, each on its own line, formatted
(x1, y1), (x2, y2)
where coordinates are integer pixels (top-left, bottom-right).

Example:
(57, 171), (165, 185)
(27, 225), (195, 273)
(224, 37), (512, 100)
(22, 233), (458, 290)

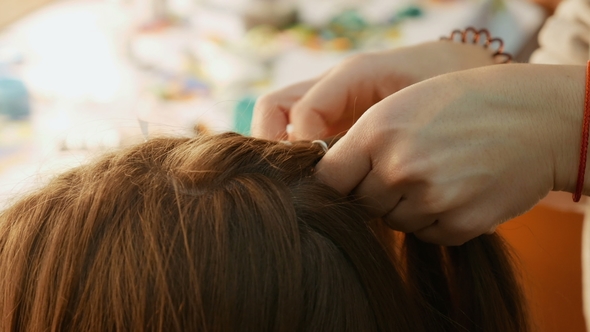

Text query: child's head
(0, 133), (528, 332)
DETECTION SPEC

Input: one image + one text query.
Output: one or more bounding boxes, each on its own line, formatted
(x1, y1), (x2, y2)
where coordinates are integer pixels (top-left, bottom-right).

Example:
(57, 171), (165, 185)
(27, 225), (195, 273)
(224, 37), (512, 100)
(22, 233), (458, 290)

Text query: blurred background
(2, 1), (588, 332)
(0, 0), (548, 203)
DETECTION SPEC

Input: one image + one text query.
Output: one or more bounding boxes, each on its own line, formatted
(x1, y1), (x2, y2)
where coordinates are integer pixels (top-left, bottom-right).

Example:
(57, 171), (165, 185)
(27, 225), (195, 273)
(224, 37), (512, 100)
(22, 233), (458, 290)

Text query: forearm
(440, 63), (586, 195)
(373, 41), (497, 93)
(494, 64), (587, 195)
(537, 65), (587, 195)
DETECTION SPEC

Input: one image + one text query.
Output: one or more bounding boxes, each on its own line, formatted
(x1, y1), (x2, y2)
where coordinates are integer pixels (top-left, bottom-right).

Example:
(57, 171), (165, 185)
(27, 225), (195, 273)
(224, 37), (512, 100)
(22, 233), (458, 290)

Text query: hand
(316, 64), (586, 245)
(252, 41), (497, 140)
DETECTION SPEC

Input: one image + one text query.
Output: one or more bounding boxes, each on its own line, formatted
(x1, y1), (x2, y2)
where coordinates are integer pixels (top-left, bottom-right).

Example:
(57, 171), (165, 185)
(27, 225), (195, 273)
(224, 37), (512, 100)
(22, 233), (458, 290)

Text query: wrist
(371, 41), (497, 98)
(432, 40), (498, 76)
(396, 41), (497, 81)
(373, 28), (508, 94)
(448, 64), (586, 195)
(543, 66), (587, 194)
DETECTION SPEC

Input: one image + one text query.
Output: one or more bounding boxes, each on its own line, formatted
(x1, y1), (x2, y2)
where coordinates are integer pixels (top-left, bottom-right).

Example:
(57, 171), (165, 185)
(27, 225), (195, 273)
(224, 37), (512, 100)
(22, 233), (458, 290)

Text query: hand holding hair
(252, 41), (496, 141)
(316, 64), (587, 245)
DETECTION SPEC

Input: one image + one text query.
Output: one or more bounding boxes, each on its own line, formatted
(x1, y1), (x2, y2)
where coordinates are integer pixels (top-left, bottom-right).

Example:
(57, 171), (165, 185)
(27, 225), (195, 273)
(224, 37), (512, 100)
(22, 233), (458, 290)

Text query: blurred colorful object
(154, 75), (210, 101)
(0, 77), (30, 120)
(233, 95), (256, 135)
(239, 4), (425, 54)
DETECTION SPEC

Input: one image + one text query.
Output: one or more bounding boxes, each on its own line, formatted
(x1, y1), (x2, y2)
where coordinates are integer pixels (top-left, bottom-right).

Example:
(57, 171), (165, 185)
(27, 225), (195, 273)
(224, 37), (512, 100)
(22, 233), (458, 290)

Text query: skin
(252, 41), (496, 141)
(316, 64), (586, 245)
(252, 42), (588, 245)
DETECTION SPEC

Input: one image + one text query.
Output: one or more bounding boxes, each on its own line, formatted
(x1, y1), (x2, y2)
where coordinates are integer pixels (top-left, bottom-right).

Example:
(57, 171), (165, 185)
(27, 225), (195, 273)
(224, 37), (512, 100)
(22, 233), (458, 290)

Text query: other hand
(316, 64), (586, 245)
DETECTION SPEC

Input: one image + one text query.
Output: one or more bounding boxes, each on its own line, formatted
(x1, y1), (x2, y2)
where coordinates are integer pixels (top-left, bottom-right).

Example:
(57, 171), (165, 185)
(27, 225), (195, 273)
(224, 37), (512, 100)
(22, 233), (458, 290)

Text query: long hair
(0, 133), (529, 331)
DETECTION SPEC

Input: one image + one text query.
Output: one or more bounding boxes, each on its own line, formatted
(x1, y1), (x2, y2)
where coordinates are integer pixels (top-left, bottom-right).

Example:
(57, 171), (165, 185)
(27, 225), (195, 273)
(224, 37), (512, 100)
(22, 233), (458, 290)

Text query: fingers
(251, 79), (318, 140)
(383, 187), (497, 245)
(253, 53), (384, 141)
(412, 209), (495, 246)
(352, 174), (442, 235)
(288, 74), (354, 140)
(353, 173), (492, 245)
(320, 135), (495, 246)
(289, 56), (376, 140)
(315, 130), (372, 195)
(289, 106), (330, 141)
(251, 96), (289, 140)
(381, 197), (439, 234)
(320, 151), (489, 246)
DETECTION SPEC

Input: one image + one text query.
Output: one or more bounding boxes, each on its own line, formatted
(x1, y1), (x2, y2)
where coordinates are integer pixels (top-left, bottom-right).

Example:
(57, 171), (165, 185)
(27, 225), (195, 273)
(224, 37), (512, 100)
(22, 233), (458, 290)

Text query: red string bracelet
(573, 60), (590, 202)
(440, 27), (512, 64)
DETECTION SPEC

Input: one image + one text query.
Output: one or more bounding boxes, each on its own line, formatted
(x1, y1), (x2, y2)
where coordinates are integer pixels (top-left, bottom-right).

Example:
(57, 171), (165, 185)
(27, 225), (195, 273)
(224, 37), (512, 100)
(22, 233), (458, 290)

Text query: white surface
(273, 0), (546, 89)
(399, 0), (546, 52)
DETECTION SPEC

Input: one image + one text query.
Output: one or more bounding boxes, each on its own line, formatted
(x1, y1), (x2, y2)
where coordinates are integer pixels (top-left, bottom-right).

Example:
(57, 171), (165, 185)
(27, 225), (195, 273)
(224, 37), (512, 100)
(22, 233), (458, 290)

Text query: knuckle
(289, 101), (309, 116)
(254, 94), (278, 114)
(387, 157), (419, 185)
(421, 190), (450, 214)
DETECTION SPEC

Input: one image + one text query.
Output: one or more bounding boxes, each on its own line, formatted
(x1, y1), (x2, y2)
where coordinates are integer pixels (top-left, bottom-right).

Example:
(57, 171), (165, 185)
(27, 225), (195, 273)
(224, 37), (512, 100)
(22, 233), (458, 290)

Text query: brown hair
(0, 133), (529, 331)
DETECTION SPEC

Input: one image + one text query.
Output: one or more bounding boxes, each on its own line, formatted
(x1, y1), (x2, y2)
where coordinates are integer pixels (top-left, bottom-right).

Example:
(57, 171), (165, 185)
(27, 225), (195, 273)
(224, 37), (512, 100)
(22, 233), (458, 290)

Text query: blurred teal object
(398, 5), (423, 18)
(390, 5), (424, 24)
(0, 77), (30, 120)
(234, 96), (256, 136)
(328, 10), (368, 45)
(330, 10), (368, 32)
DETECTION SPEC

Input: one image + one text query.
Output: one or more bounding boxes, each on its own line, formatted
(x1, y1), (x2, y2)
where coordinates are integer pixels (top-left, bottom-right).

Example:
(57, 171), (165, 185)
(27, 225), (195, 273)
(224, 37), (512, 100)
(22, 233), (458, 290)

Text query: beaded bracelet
(573, 60), (590, 202)
(440, 27), (512, 64)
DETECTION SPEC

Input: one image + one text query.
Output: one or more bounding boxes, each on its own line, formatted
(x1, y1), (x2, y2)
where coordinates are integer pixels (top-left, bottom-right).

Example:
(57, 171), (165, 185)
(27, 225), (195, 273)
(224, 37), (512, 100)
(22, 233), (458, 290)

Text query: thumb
(315, 131), (372, 195)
